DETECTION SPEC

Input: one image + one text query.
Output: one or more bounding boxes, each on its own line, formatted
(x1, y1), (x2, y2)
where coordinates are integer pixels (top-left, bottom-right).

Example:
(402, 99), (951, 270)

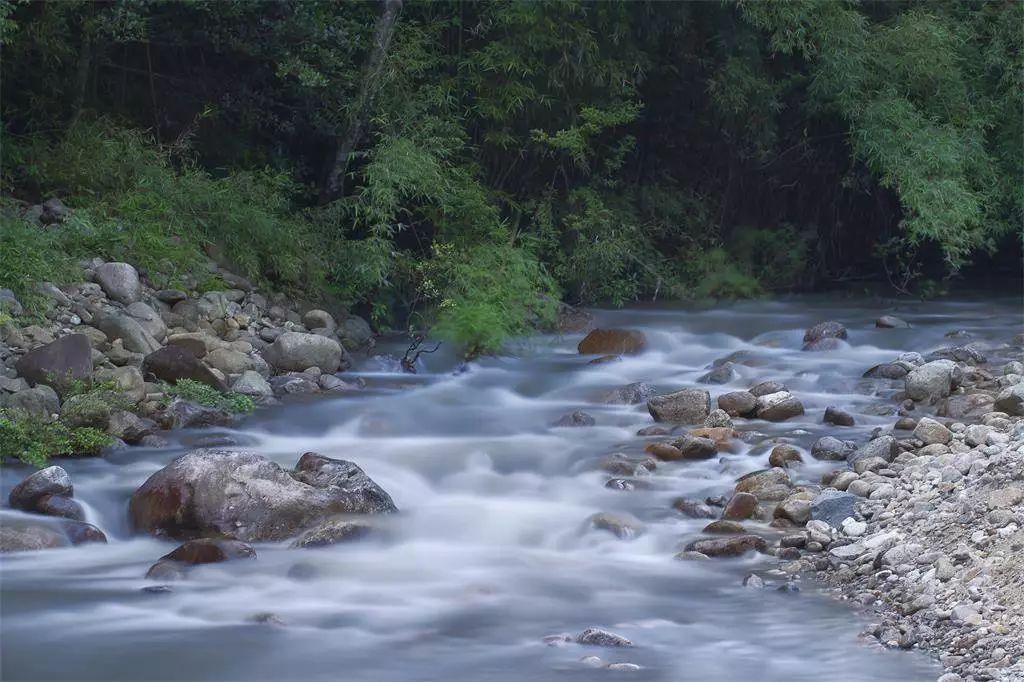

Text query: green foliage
(729, 225), (811, 291)
(0, 408), (112, 468)
(0, 213), (78, 316)
(162, 379), (255, 414)
(689, 249), (763, 301)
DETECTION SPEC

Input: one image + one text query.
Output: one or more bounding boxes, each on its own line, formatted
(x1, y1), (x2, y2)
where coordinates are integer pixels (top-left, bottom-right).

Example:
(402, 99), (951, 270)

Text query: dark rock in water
(598, 382), (655, 405)
(848, 436), (898, 466)
(803, 321), (847, 344)
(576, 628), (633, 647)
(156, 399), (234, 429)
(698, 363), (735, 384)
(291, 520), (375, 548)
(647, 388), (710, 423)
(802, 337), (843, 352)
(248, 612), (287, 627)
(668, 435), (716, 459)
(823, 406), (855, 427)
(743, 574), (765, 589)
(162, 538), (257, 564)
(587, 354), (621, 365)
(717, 391), (757, 417)
(672, 497), (715, 519)
(605, 478), (653, 492)
(926, 344), (987, 366)
(142, 346), (227, 391)
(754, 391), (804, 421)
(734, 468), (792, 499)
(748, 381), (786, 398)
(586, 512), (643, 540)
(810, 489), (857, 529)
(875, 315), (909, 329)
(269, 373), (320, 396)
(139, 434), (171, 448)
(62, 521), (107, 545)
(721, 492), (758, 521)
(577, 328), (647, 355)
(128, 449), (398, 541)
(15, 334), (92, 396)
(645, 442), (683, 461)
(108, 410), (158, 444)
(894, 417), (917, 431)
(554, 302), (594, 334)
(141, 585), (174, 594)
(592, 453), (656, 477)
(864, 363), (909, 380)
(684, 534), (768, 557)
(636, 424), (672, 437)
(34, 494), (85, 521)
(553, 410), (596, 427)
(768, 445), (803, 468)
(811, 436), (854, 461)
(9, 466), (73, 510)
(0, 524), (69, 552)
(145, 560), (188, 581)
(703, 520), (745, 534)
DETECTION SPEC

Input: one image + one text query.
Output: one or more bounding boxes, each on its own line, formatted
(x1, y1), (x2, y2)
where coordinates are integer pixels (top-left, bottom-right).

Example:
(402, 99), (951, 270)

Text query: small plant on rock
(161, 379), (255, 414)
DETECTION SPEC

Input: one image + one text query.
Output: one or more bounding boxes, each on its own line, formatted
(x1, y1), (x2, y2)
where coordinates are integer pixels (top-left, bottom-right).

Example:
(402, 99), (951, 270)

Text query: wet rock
(703, 408), (733, 428)
(145, 560), (188, 581)
(894, 417), (917, 431)
(62, 520), (107, 545)
(554, 410), (596, 427)
(809, 489), (857, 529)
(734, 468), (791, 500)
(672, 498), (716, 519)
(94, 262), (142, 305)
(754, 391), (804, 421)
(0, 524), (69, 552)
(703, 520), (746, 534)
(848, 435), (898, 466)
(291, 519), (375, 548)
(597, 382), (655, 405)
(905, 360), (959, 403)
(162, 538), (257, 564)
(802, 337), (843, 351)
(669, 434), (718, 459)
(154, 399), (233, 430)
(683, 534), (768, 558)
(264, 332), (349, 373)
(717, 390), (757, 417)
(604, 478), (652, 492)
(269, 373), (320, 396)
(588, 355), (621, 365)
(337, 315), (374, 352)
(811, 436), (854, 461)
(863, 363), (909, 380)
(592, 453), (656, 477)
(774, 494), (812, 525)
(586, 512), (643, 540)
(875, 315), (909, 328)
(14, 334), (92, 396)
(721, 492), (758, 521)
(577, 329), (647, 356)
(576, 628), (633, 647)
(749, 381), (786, 397)
(993, 384), (1024, 416)
(823, 406), (855, 427)
(107, 410), (157, 444)
(33, 494), (85, 521)
(698, 364), (735, 384)
(743, 573), (765, 589)
(768, 445), (803, 468)
(913, 417), (952, 445)
(645, 442), (683, 461)
(647, 388), (710, 423)
(803, 321), (847, 346)
(232, 370), (273, 397)
(9, 466), (73, 510)
(128, 449), (397, 541)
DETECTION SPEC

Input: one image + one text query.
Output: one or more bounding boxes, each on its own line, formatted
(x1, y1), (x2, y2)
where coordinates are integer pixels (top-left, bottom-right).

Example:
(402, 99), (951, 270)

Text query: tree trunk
(319, 0), (403, 204)
(69, 28), (93, 127)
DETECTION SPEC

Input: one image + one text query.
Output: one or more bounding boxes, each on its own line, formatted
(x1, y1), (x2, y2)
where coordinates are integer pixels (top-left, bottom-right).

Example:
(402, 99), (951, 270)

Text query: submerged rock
(553, 410), (596, 427)
(577, 329), (647, 355)
(683, 534), (768, 557)
(129, 449), (397, 541)
(576, 628), (633, 647)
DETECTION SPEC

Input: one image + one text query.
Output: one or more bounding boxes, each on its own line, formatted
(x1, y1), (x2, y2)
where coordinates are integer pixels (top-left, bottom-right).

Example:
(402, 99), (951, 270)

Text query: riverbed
(4, 294), (1020, 681)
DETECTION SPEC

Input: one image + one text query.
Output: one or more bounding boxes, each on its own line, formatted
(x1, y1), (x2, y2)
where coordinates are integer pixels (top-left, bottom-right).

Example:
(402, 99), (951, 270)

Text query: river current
(3, 294), (1021, 681)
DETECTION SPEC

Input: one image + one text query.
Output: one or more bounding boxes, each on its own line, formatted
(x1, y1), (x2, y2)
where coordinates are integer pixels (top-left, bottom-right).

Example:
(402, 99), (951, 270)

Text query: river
(3, 294), (1021, 681)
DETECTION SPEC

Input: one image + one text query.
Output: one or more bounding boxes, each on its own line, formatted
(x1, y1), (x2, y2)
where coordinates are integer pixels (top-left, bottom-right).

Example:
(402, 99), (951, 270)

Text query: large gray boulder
(94, 262), (142, 305)
(753, 391), (805, 421)
(14, 334), (92, 396)
(128, 449), (397, 541)
(647, 388), (710, 423)
(94, 309), (161, 354)
(126, 301), (167, 343)
(142, 346), (226, 391)
(1, 385), (60, 420)
(205, 348), (270, 377)
(231, 370), (273, 397)
(337, 315), (374, 351)
(848, 435), (898, 466)
(994, 384), (1024, 416)
(9, 466), (73, 510)
(264, 332), (349, 373)
(905, 360), (959, 403)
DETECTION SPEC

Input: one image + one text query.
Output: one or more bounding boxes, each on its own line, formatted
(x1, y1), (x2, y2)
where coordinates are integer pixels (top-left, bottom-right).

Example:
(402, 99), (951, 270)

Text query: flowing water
(3, 295), (1021, 682)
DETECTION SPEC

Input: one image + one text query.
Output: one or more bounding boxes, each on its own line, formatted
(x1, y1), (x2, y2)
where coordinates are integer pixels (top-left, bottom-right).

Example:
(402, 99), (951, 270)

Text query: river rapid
(3, 294), (1021, 682)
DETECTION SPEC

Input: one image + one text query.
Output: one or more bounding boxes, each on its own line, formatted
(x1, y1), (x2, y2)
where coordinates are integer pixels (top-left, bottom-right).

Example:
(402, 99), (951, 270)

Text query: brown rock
(684, 534), (768, 557)
(703, 520), (746, 534)
(717, 391), (757, 417)
(577, 329), (647, 355)
(721, 492), (758, 521)
(768, 445), (803, 468)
